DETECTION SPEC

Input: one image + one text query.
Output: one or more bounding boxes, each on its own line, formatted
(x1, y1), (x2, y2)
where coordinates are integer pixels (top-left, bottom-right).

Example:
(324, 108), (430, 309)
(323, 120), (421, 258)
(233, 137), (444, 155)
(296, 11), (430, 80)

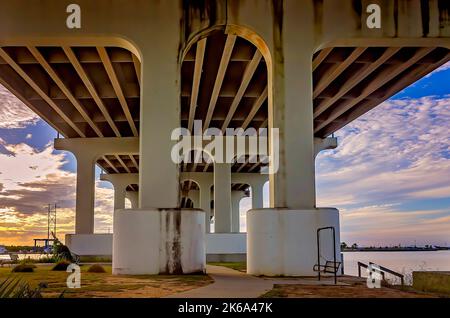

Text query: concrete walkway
(168, 265), (346, 298)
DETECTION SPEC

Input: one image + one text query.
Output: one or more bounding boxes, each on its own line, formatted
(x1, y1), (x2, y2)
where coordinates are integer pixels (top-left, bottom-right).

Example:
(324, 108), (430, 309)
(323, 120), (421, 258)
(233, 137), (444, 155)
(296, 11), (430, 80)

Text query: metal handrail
(357, 261), (404, 285)
(317, 226), (337, 285)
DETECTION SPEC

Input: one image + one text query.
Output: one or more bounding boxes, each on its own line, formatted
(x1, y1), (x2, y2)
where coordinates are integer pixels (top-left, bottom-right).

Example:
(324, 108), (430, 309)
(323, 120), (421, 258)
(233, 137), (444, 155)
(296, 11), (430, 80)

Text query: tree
(351, 243), (358, 250)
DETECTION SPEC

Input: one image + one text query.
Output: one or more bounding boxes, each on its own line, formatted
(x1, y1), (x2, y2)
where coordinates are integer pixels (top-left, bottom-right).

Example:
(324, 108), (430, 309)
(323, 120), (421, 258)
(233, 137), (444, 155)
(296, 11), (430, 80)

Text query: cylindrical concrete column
(126, 191), (139, 209)
(113, 185), (126, 211)
(138, 9), (180, 209)
(113, 208), (205, 275)
(247, 208), (341, 276)
(75, 154), (95, 234)
(251, 182), (264, 209)
(213, 163), (232, 233)
(269, 2), (316, 210)
(189, 190), (200, 208)
(231, 191), (244, 233)
(199, 182), (211, 233)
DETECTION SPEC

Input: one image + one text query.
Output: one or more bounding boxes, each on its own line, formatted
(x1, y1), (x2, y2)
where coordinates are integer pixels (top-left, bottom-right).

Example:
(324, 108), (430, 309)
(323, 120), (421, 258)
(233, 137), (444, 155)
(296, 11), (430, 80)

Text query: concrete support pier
(214, 163), (232, 233)
(113, 209), (205, 275)
(247, 208), (340, 276)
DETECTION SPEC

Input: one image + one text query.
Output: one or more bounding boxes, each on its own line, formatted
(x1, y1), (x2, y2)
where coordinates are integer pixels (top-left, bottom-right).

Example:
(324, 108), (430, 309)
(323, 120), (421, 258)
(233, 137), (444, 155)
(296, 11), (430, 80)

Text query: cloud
(339, 205), (450, 246)
(317, 96), (450, 207)
(425, 61), (450, 78)
(0, 140), (114, 244)
(316, 95), (450, 245)
(0, 84), (39, 129)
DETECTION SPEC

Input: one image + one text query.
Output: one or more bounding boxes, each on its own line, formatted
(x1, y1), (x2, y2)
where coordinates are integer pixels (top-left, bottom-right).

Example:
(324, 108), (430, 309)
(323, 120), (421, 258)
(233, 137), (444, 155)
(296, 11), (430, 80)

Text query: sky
(0, 63), (449, 247)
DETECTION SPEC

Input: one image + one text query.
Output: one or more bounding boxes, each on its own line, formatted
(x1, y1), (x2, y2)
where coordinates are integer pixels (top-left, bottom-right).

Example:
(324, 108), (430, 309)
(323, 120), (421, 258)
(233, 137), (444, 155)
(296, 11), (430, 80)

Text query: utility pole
(47, 204), (57, 245)
(47, 204), (50, 241)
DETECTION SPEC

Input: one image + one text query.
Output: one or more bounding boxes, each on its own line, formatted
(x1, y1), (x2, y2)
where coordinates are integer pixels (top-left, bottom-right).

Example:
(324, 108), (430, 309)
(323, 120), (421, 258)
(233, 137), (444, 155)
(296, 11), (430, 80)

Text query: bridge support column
(247, 2), (340, 276)
(100, 174), (138, 211)
(74, 154), (96, 234)
(231, 191), (246, 233)
(54, 138), (107, 234)
(113, 186), (126, 211)
(251, 181), (264, 210)
(199, 181), (212, 233)
(213, 163), (232, 233)
(126, 191), (139, 209)
(54, 137), (138, 256)
(188, 190), (200, 208)
(113, 2), (204, 275)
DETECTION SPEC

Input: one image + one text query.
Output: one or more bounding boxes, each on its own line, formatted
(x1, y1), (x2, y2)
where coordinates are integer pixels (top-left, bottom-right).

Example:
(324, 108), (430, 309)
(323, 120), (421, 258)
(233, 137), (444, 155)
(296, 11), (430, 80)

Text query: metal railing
(358, 261), (405, 285)
(316, 226), (338, 285)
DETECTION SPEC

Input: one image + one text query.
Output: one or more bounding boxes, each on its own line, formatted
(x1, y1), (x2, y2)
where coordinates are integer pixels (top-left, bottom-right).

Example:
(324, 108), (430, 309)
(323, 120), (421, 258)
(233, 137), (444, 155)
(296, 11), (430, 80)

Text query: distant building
(0, 245), (7, 254)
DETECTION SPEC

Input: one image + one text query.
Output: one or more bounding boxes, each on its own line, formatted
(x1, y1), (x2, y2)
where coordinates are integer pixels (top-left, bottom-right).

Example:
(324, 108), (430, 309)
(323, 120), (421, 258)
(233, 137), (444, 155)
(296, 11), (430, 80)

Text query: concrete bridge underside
(0, 0), (449, 275)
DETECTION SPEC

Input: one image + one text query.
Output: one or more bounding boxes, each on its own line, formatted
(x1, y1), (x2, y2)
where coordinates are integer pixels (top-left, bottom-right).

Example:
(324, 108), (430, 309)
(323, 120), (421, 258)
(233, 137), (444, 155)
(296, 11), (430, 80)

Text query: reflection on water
(17, 253), (49, 260)
(0, 253), (50, 261)
(343, 250), (450, 284)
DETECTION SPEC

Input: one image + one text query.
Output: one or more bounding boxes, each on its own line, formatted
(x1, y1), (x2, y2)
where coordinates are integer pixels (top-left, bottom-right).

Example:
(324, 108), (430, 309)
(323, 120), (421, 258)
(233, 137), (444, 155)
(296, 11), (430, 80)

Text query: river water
(343, 250), (450, 284)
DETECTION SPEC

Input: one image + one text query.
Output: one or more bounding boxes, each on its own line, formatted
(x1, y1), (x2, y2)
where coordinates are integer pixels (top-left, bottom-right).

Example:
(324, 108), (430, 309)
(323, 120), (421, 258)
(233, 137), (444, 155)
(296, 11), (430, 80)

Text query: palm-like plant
(0, 277), (45, 298)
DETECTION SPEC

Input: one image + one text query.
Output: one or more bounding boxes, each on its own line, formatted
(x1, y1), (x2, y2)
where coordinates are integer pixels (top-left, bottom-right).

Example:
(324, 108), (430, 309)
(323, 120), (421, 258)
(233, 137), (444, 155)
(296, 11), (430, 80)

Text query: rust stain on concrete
(160, 209), (183, 274)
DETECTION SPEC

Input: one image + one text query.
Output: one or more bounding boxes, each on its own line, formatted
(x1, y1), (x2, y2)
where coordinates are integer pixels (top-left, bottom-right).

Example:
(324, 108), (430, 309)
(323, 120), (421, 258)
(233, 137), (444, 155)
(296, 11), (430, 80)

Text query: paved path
(167, 265), (346, 298)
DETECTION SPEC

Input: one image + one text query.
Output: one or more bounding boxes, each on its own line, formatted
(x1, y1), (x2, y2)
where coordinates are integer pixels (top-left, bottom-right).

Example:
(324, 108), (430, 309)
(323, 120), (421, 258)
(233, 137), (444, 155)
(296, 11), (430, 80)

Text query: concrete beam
(100, 173), (139, 210)
(63, 46), (122, 137)
(314, 137), (338, 158)
(97, 47), (138, 137)
(54, 137), (139, 159)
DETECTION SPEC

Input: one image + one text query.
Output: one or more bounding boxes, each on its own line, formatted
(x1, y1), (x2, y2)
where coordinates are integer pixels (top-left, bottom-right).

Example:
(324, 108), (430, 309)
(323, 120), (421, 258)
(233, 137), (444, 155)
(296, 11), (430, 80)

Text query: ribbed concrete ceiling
(312, 46), (449, 137)
(0, 31), (448, 178)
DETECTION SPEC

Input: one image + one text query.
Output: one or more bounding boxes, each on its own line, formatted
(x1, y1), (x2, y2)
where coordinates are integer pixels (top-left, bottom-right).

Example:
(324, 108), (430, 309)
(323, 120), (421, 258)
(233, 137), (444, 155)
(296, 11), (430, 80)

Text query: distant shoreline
(343, 248), (450, 252)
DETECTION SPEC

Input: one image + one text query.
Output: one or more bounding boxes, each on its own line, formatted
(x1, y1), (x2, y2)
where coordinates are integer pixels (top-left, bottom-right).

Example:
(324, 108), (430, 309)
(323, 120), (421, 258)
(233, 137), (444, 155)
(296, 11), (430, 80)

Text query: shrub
(36, 256), (57, 264)
(88, 264), (106, 273)
(11, 264), (36, 273)
(52, 260), (71, 271)
(87, 264), (106, 273)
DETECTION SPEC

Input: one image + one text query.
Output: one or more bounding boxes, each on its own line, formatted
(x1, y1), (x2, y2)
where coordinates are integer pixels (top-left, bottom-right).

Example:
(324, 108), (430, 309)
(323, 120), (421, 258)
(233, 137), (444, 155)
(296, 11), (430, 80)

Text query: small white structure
(65, 234), (113, 257)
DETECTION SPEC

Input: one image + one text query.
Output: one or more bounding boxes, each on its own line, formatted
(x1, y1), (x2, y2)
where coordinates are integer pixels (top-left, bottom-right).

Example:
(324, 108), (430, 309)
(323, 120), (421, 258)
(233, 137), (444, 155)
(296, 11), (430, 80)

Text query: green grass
(208, 262), (247, 272)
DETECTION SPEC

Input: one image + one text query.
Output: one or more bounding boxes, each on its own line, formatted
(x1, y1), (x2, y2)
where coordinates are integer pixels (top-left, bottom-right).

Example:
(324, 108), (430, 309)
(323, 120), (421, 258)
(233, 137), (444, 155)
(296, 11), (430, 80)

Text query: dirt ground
(0, 264), (213, 298)
(261, 276), (442, 298)
(2, 263), (446, 298)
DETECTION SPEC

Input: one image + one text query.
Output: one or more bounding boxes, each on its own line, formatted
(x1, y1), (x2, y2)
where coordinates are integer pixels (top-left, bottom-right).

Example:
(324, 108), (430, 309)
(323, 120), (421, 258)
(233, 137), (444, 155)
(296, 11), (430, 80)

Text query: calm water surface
(343, 250), (450, 284)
